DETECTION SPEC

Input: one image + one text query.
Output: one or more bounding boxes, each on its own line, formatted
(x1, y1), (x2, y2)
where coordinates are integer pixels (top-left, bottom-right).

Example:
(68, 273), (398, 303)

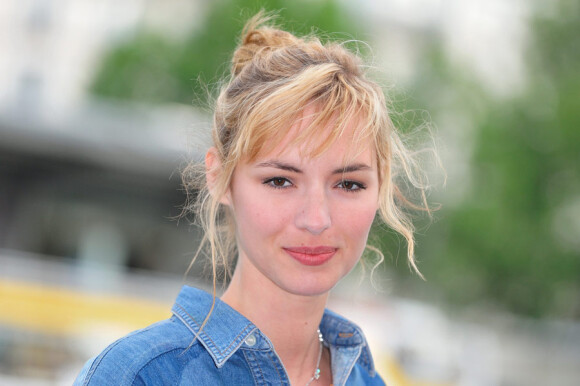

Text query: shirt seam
(82, 323), (185, 385)
(130, 347), (189, 386)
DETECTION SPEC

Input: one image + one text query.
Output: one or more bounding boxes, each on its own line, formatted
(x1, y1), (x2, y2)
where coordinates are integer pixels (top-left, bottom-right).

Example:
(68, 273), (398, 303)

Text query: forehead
(254, 105), (376, 163)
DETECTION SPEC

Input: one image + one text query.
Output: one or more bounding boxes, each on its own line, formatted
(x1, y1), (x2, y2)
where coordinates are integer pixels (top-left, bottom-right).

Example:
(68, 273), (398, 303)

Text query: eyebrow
(256, 161), (302, 173)
(255, 161), (372, 174)
(331, 163), (372, 174)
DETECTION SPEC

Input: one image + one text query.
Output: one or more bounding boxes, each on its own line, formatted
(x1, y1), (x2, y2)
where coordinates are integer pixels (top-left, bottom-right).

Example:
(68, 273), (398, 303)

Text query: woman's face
(224, 115), (380, 297)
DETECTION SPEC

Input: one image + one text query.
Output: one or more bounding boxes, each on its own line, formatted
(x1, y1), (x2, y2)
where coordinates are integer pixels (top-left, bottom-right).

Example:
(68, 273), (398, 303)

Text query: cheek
(234, 189), (292, 234)
(336, 203), (377, 241)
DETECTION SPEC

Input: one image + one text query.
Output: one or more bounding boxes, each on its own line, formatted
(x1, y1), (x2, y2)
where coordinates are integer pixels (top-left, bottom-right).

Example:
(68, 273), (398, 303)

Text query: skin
(206, 112), (380, 385)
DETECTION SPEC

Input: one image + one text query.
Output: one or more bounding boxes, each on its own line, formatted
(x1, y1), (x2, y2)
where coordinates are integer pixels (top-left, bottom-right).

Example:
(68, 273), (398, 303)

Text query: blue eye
(337, 180), (365, 192)
(264, 177), (293, 189)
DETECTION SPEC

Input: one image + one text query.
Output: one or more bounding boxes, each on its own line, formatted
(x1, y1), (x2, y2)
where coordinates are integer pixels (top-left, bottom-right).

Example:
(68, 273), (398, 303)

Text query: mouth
(283, 246), (338, 266)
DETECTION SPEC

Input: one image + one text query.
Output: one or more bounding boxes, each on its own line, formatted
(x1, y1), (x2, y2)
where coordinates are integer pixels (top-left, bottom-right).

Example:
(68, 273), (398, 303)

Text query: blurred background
(1, 0), (579, 385)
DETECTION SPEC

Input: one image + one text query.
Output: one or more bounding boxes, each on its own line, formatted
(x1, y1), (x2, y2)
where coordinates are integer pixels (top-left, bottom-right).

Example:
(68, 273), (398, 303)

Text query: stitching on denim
(242, 348), (265, 385)
(130, 347), (191, 386)
(221, 323), (250, 353)
(338, 345), (362, 385)
(174, 302), (230, 355)
(82, 326), (158, 384)
(173, 304), (212, 355)
(81, 321), (182, 385)
(267, 349), (290, 385)
(173, 303), (255, 364)
(357, 342), (375, 374)
(322, 309), (365, 346)
(82, 338), (125, 384)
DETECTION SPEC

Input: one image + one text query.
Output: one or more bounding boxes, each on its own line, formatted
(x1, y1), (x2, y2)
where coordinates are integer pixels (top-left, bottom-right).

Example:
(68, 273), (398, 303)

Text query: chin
(280, 276), (341, 297)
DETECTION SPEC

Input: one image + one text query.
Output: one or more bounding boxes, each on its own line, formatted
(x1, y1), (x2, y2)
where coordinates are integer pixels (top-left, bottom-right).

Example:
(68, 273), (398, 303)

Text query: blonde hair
(183, 13), (433, 292)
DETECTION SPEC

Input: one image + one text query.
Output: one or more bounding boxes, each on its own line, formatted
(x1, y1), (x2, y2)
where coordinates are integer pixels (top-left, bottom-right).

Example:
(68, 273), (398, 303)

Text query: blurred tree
(90, 0), (362, 107)
(408, 0), (580, 319)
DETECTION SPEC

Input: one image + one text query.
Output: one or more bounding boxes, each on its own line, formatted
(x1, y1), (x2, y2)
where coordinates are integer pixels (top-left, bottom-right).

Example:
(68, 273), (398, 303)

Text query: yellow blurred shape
(0, 279), (171, 335)
(381, 355), (454, 386)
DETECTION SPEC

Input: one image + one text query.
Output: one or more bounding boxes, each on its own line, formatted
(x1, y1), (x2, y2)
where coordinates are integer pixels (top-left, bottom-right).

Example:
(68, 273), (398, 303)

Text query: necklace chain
(305, 329), (324, 386)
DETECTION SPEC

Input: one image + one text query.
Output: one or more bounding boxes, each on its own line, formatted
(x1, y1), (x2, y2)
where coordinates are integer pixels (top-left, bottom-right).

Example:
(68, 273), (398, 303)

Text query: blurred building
(0, 0), (204, 116)
(0, 0), (209, 278)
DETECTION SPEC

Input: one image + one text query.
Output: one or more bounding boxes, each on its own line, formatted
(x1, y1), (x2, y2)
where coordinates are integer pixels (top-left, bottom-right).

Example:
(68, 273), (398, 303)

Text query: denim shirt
(74, 286), (385, 386)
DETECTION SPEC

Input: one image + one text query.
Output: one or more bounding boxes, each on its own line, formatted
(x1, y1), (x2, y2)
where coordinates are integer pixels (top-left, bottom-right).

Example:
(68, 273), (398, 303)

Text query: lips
(283, 246), (338, 266)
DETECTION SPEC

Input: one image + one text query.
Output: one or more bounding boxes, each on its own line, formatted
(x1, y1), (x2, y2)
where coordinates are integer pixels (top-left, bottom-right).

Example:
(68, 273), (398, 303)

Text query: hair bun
(231, 15), (298, 76)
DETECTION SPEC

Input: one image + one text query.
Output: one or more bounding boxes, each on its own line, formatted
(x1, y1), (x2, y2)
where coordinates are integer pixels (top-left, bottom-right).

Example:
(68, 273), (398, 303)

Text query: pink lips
(283, 246), (338, 266)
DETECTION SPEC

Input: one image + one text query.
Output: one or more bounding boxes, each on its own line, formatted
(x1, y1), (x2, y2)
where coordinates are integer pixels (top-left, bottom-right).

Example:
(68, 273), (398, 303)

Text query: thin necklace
(305, 329), (324, 386)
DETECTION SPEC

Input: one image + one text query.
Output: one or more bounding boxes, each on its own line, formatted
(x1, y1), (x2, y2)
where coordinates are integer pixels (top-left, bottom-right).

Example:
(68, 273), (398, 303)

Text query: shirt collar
(171, 286), (259, 368)
(321, 308), (378, 376)
(172, 286), (377, 376)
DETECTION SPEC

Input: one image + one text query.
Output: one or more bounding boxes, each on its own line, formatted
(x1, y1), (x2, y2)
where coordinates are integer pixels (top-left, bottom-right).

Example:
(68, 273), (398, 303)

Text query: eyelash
(337, 180), (366, 192)
(262, 177), (366, 192)
(263, 177), (293, 189)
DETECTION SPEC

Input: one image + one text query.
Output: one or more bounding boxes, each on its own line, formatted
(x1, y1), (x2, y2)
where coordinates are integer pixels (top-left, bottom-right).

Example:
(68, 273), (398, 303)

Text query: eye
(336, 180), (366, 192)
(263, 177), (293, 189)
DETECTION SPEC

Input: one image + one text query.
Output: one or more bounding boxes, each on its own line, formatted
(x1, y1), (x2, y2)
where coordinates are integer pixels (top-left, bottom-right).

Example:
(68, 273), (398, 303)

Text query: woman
(75, 13), (432, 386)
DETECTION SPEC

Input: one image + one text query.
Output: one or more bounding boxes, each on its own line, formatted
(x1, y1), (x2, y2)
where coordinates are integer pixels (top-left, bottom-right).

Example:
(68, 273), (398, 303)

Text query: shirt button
(245, 333), (257, 347)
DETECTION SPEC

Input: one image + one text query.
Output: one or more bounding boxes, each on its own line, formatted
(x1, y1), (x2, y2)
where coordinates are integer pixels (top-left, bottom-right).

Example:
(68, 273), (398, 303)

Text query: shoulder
(74, 316), (202, 386)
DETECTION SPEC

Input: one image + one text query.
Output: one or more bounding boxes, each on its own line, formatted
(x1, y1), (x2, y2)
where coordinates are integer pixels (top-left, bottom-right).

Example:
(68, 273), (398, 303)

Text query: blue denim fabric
(74, 286), (385, 385)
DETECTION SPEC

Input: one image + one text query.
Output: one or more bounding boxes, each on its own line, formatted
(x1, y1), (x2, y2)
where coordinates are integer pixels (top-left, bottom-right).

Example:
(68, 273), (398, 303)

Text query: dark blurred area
(0, 101), (201, 276)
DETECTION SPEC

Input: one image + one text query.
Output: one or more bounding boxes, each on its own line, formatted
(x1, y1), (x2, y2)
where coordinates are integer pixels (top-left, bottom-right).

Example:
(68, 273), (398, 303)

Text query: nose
(295, 188), (331, 235)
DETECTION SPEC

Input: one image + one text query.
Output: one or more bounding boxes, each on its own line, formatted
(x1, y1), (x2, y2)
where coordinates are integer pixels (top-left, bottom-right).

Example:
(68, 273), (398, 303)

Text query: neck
(221, 258), (329, 384)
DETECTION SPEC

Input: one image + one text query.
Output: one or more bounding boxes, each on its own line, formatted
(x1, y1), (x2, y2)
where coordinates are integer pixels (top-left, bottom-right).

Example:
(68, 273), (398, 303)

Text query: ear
(205, 147), (232, 206)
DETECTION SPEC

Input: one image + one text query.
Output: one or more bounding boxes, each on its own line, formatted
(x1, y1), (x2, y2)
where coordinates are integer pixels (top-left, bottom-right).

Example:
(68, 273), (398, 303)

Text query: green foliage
(90, 0), (362, 107)
(408, 0), (580, 318)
